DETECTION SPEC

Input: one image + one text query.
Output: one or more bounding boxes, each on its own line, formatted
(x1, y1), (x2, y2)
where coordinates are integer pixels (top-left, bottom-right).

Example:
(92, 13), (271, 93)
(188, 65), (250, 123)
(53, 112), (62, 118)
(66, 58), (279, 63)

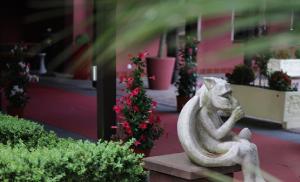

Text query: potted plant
(3, 43), (39, 117)
(229, 63), (300, 129)
(146, 32), (175, 90)
(113, 52), (163, 156)
(175, 37), (198, 112)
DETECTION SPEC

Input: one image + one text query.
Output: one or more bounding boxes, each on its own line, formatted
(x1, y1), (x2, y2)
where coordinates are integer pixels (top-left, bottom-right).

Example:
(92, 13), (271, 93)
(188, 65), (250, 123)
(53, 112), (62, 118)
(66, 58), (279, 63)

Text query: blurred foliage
(254, 50), (273, 77)
(24, 0), (300, 70)
(273, 49), (292, 59)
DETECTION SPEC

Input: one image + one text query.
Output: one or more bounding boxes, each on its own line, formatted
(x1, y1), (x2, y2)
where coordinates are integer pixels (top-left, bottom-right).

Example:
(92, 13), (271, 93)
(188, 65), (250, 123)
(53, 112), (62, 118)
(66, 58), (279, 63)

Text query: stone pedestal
(143, 153), (241, 182)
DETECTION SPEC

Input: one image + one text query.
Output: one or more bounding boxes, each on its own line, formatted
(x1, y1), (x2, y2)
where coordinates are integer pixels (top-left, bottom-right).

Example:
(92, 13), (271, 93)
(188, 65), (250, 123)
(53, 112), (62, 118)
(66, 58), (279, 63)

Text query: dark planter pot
(7, 106), (25, 118)
(176, 96), (191, 112)
(146, 57), (175, 90)
(133, 148), (151, 157)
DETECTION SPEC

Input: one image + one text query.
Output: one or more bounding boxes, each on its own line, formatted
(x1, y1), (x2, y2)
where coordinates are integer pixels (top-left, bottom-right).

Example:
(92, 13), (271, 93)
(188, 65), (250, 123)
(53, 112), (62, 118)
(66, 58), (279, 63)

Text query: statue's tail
(177, 95), (239, 167)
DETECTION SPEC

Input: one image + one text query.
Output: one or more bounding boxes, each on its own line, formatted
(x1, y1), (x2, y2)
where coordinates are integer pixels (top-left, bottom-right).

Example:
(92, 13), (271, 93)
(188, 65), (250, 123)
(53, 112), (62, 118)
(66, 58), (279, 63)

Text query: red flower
(122, 121), (133, 136)
(126, 128), (133, 136)
(133, 105), (140, 112)
(134, 140), (141, 146)
(149, 75), (156, 80)
(140, 135), (146, 141)
(126, 77), (134, 88)
(138, 51), (148, 59)
(139, 122), (148, 130)
(125, 97), (132, 105)
(152, 101), (158, 107)
(149, 113), (155, 123)
(113, 105), (122, 114)
(123, 121), (130, 128)
(131, 87), (141, 96)
(119, 75), (126, 83)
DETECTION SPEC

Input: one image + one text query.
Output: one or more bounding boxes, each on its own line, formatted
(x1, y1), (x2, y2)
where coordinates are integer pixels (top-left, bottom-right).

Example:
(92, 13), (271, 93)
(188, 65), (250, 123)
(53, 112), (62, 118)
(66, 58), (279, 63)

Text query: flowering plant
(113, 52), (163, 151)
(175, 37), (198, 97)
(268, 71), (297, 91)
(3, 43), (39, 107)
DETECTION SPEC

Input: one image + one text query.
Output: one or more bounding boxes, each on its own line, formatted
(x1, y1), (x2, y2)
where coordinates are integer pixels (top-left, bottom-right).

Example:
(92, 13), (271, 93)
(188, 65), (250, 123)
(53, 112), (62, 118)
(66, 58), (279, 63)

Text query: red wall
(116, 38), (160, 76)
(0, 1), (25, 43)
(198, 15), (243, 74)
(73, 0), (93, 42)
(115, 15), (244, 75)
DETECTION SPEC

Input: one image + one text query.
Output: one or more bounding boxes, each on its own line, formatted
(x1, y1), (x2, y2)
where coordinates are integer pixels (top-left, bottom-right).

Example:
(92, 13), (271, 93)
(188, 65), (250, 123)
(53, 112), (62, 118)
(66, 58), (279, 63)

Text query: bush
(226, 64), (255, 85)
(268, 71), (296, 91)
(0, 141), (145, 182)
(0, 114), (58, 148)
(0, 115), (145, 182)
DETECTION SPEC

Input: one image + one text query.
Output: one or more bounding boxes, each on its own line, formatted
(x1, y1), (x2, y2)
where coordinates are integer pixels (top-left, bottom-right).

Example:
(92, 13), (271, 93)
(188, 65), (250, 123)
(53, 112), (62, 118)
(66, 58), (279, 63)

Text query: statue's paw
(239, 128), (252, 141)
(232, 106), (245, 121)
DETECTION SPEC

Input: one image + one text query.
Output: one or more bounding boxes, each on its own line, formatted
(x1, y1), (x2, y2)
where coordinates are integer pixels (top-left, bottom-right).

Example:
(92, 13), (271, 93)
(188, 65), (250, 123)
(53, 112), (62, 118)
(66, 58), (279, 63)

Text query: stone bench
(143, 153), (241, 182)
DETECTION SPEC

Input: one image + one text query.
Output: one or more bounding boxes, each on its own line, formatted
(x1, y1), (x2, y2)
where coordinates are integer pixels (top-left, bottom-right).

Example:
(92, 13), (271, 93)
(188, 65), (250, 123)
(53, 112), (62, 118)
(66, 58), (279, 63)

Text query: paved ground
(38, 74), (300, 144)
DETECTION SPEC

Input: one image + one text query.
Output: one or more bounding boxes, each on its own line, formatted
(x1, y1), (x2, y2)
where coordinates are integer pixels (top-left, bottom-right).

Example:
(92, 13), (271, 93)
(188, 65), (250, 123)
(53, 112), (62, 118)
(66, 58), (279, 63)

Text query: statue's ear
(203, 77), (216, 90)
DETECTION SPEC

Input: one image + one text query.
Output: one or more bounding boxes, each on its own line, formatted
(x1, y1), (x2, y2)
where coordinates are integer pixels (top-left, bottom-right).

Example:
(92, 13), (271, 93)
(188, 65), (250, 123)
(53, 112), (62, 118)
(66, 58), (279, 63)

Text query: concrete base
(143, 153), (240, 182)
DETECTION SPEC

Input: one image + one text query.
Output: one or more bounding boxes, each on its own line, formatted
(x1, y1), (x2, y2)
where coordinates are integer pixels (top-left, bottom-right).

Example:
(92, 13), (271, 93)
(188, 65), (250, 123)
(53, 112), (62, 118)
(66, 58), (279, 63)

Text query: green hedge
(0, 114), (59, 148)
(0, 115), (145, 182)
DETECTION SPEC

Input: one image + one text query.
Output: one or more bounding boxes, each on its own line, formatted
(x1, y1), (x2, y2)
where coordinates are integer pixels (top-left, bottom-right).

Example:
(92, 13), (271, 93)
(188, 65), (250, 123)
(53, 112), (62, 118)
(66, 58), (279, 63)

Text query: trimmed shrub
(0, 141), (145, 182)
(0, 115), (145, 182)
(0, 114), (58, 148)
(226, 64), (255, 85)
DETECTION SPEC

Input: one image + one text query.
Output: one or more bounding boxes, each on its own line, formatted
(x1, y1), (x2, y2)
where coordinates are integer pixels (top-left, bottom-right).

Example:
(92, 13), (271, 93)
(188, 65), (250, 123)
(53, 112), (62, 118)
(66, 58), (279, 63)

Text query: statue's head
(199, 77), (238, 112)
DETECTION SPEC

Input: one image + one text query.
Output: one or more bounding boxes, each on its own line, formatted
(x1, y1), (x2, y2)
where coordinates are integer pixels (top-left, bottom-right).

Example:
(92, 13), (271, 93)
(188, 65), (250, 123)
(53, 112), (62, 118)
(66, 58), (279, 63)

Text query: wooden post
(93, 0), (116, 140)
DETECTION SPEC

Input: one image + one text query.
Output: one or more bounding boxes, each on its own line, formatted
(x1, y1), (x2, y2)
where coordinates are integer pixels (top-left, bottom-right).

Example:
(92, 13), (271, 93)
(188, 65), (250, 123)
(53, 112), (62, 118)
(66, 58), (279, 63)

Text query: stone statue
(178, 77), (265, 182)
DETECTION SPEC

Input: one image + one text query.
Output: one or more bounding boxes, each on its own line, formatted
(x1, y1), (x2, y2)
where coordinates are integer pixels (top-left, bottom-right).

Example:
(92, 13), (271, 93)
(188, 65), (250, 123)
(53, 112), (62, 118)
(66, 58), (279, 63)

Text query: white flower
(26, 65), (30, 73)
(127, 64), (132, 70)
(10, 90), (16, 96)
(18, 62), (26, 68)
(12, 85), (24, 93)
(29, 75), (39, 82)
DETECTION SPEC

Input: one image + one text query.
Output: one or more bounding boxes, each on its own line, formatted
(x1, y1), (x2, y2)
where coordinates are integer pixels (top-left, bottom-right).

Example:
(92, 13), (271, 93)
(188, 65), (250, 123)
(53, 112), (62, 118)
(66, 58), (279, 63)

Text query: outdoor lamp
(92, 65), (97, 88)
